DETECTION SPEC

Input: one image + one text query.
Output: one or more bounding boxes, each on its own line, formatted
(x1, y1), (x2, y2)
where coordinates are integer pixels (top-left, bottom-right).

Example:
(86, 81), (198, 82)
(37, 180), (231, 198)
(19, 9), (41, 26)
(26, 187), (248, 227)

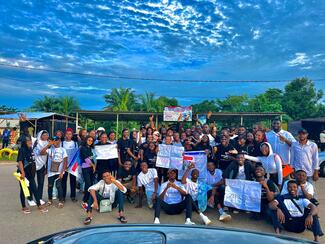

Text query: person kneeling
(84, 171), (127, 225)
(154, 168), (194, 225)
(136, 162), (159, 209)
(268, 180), (323, 242)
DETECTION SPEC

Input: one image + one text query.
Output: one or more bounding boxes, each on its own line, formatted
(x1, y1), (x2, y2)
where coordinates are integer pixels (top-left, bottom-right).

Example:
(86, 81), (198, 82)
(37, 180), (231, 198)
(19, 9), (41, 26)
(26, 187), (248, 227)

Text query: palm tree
(139, 92), (157, 112)
(31, 96), (60, 112)
(58, 96), (80, 115)
(104, 88), (136, 111)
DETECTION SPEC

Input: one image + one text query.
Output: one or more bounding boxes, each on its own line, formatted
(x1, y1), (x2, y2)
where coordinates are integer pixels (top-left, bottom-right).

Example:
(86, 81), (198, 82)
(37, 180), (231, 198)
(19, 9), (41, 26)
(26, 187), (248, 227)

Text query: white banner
(94, 144), (118, 160)
(224, 179), (262, 212)
(178, 151), (207, 180)
(163, 106), (192, 122)
(156, 144), (184, 168)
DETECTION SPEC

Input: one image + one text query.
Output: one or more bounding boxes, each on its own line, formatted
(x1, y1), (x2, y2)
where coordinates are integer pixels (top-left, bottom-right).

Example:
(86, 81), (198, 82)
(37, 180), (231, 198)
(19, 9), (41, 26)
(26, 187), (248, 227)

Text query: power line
(1, 63), (324, 83)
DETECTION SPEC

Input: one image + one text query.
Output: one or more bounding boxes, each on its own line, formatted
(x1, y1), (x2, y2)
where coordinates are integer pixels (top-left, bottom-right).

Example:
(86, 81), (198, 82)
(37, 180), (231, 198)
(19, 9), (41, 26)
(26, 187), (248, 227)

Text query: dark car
(29, 224), (314, 244)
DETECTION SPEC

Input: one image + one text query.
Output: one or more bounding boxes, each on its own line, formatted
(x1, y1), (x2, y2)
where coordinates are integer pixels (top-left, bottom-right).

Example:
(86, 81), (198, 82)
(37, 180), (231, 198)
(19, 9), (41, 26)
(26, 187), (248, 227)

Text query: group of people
(15, 113), (323, 242)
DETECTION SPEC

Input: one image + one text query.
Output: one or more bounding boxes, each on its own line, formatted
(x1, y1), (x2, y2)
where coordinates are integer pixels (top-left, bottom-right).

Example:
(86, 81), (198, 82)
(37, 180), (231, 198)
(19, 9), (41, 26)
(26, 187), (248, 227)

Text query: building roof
(75, 110), (284, 122)
(0, 112), (75, 120)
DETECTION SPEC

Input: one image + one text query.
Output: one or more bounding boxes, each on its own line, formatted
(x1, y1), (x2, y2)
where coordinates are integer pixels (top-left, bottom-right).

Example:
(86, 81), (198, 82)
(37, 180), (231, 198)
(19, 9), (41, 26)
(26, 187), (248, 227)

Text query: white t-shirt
(279, 198), (311, 217)
(33, 140), (49, 171)
(281, 180), (315, 197)
(206, 169), (223, 186)
(62, 140), (77, 150)
(47, 147), (68, 177)
(159, 180), (186, 204)
(88, 180), (127, 202)
(184, 178), (198, 201)
(137, 168), (158, 192)
(236, 165), (246, 180)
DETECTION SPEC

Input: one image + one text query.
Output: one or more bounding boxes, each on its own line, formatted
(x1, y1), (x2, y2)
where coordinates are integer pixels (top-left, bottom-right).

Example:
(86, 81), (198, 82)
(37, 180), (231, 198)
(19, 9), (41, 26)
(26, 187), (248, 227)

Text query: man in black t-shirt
(117, 129), (138, 165)
(117, 160), (137, 203)
(214, 135), (237, 171)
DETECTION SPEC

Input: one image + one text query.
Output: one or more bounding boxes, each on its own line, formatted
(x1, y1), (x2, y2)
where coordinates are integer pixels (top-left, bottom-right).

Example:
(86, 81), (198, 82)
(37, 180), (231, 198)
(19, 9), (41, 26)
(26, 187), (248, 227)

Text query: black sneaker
(84, 217), (92, 225)
(127, 195), (135, 204)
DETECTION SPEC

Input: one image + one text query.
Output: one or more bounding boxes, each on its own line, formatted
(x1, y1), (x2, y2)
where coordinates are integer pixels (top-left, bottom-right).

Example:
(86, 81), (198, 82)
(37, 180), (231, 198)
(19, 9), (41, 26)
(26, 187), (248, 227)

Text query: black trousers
(19, 166), (40, 208)
(62, 172), (76, 200)
(154, 194), (193, 219)
(48, 175), (64, 202)
(82, 167), (95, 203)
(2, 139), (9, 148)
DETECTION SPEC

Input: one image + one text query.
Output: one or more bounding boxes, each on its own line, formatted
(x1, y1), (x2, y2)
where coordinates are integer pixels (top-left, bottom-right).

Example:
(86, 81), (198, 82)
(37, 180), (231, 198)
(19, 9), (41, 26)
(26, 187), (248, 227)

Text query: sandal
(22, 208), (31, 214)
(38, 207), (48, 214)
(46, 201), (53, 207)
(84, 217), (92, 225)
(57, 202), (64, 209)
(118, 216), (127, 224)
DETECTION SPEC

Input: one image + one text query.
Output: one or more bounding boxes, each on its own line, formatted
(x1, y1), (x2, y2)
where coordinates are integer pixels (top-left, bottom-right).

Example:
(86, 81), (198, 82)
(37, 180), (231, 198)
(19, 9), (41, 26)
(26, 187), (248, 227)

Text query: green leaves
(30, 96), (80, 115)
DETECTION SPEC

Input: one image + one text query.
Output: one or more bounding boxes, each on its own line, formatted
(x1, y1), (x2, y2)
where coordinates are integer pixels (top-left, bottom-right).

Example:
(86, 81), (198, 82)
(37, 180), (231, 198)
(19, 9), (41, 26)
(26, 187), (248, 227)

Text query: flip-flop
(57, 202), (64, 209)
(118, 216), (127, 224)
(39, 207), (48, 214)
(46, 201), (53, 206)
(22, 208), (31, 214)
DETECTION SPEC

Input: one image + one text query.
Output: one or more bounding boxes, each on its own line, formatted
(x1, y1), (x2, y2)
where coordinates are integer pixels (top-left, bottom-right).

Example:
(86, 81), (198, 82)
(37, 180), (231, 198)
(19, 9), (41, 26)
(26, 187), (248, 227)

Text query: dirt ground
(0, 162), (324, 243)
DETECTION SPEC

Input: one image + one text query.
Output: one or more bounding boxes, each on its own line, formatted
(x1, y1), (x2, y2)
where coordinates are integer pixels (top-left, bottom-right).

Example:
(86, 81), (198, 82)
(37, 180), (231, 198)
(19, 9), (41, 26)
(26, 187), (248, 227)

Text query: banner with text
(178, 151), (208, 181)
(156, 144), (184, 169)
(163, 106), (192, 122)
(94, 144), (118, 160)
(224, 179), (261, 212)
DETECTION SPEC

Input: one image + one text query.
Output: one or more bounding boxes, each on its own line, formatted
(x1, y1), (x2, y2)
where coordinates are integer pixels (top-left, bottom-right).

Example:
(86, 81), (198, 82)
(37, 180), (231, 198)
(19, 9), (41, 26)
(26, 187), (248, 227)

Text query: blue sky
(0, 0), (325, 110)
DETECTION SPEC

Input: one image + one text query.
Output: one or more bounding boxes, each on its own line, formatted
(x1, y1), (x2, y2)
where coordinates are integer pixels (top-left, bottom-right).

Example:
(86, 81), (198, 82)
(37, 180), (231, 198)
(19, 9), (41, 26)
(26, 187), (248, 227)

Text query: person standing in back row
(266, 119), (296, 166)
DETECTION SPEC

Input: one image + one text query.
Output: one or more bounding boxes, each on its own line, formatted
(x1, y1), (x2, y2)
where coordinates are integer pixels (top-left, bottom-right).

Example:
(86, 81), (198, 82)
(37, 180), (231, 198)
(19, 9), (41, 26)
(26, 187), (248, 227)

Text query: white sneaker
(28, 200), (37, 207)
(200, 214), (212, 225)
(154, 217), (160, 224)
(52, 196), (57, 200)
(219, 213), (232, 222)
(40, 199), (45, 205)
(185, 218), (195, 225)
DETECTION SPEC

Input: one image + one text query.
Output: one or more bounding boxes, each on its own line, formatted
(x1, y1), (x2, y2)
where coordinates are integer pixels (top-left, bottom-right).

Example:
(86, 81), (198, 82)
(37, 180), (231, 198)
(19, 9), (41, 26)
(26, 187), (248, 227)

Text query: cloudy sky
(0, 0), (325, 110)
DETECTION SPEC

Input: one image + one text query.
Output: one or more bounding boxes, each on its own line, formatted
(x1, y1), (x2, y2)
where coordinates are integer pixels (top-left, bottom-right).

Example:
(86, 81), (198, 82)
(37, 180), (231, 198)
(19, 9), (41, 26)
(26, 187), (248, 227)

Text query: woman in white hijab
(33, 130), (49, 203)
(244, 142), (283, 186)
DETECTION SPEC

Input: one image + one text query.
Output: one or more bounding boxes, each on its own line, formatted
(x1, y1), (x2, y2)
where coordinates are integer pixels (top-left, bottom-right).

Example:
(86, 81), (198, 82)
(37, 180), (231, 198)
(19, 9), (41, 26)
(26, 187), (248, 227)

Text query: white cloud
(287, 53), (310, 67)
(251, 28), (261, 40)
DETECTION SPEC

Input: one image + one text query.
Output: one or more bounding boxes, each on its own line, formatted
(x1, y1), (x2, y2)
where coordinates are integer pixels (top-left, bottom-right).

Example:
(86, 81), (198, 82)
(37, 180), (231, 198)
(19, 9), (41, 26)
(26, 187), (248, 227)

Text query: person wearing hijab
(244, 142), (283, 186)
(33, 130), (49, 203)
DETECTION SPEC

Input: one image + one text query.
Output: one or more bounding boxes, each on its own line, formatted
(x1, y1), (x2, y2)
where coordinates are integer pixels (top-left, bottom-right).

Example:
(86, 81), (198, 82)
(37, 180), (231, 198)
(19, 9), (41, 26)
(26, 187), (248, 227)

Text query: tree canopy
(30, 96), (80, 115)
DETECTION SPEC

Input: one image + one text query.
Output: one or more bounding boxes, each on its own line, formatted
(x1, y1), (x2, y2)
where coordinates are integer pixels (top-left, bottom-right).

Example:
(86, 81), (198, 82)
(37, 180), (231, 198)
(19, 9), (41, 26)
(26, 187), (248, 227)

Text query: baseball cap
(298, 128), (308, 134)
(97, 127), (105, 132)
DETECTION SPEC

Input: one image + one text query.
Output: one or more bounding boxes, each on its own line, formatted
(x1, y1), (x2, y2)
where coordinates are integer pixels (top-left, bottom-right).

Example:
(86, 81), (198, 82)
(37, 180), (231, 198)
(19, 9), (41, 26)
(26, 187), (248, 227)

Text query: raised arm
(274, 155), (283, 186)
(244, 154), (261, 163)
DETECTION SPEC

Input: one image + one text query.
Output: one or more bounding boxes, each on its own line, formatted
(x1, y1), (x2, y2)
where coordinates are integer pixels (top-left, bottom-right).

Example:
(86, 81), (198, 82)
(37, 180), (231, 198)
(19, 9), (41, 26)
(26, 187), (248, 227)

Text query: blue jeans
(87, 190), (124, 213)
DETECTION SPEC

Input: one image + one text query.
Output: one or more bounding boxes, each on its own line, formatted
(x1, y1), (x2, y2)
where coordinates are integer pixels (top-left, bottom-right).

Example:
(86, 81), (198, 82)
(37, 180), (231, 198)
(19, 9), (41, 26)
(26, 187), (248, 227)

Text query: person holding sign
(153, 169), (195, 225)
(84, 171), (127, 225)
(206, 161), (231, 222)
(181, 163), (212, 225)
(17, 136), (48, 214)
(80, 136), (96, 211)
(268, 180), (323, 242)
(136, 162), (159, 209)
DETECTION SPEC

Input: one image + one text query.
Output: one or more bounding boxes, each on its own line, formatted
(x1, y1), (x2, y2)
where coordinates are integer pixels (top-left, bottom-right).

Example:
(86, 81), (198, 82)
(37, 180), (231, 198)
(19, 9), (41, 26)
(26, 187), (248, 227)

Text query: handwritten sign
(94, 144), (118, 160)
(156, 144), (184, 168)
(178, 151), (207, 180)
(224, 179), (262, 212)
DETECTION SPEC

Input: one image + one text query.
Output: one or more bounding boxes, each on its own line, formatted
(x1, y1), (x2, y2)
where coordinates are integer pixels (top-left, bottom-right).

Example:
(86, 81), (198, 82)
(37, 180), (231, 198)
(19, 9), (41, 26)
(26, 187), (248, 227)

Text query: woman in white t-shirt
(41, 136), (68, 208)
(136, 161), (159, 209)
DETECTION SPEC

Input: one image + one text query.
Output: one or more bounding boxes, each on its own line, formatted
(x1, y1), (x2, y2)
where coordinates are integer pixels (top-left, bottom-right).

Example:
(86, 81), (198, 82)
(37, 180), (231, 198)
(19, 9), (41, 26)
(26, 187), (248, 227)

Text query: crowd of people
(12, 113), (323, 242)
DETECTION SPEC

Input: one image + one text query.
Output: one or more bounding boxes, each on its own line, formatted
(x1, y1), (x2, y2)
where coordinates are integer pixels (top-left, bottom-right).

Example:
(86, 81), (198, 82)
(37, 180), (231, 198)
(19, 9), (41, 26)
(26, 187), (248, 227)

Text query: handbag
(50, 161), (61, 172)
(99, 184), (112, 213)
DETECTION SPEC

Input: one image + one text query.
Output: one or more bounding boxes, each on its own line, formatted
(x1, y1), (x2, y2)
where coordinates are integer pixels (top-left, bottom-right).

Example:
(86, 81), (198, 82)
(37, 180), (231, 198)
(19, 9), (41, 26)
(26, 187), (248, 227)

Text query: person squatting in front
(153, 168), (195, 225)
(84, 171), (127, 225)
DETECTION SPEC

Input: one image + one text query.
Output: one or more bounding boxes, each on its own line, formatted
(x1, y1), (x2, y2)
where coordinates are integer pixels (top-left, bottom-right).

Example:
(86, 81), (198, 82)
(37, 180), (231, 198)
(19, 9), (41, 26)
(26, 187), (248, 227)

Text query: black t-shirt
(80, 145), (93, 163)
(17, 146), (36, 169)
(215, 143), (235, 171)
(117, 138), (136, 163)
(117, 166), (136, 183)
(259, 179), (278, 204)
(252, 141), (264, 157)
(143, 149), (157, 168)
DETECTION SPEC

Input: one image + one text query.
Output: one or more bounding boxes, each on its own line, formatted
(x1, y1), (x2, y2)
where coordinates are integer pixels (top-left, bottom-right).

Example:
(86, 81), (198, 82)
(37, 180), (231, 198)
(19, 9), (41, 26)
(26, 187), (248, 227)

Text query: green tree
(104, 88), (137, 111)
(216, 95), (250, 112)
(248, 88), (283, 112)
(139, 92), (157, 112)
(31, 96), (61, 112)
(281, 78), (323, 120)
(57, 96), (80, 115)
(0, 105), (17, 112)
(154, 96), (178, 112)
(191, 100), (218, 113)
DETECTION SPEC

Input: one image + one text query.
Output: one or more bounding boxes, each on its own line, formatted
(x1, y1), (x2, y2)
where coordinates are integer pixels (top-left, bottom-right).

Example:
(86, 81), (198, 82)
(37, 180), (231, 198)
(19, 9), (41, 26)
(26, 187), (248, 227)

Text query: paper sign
(178, 151), (207, 180)
(163, 106), (192, 121)
(94, 144), (118, 160)
(224, 179), (262, 212)
(156, 144), (184, 168)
